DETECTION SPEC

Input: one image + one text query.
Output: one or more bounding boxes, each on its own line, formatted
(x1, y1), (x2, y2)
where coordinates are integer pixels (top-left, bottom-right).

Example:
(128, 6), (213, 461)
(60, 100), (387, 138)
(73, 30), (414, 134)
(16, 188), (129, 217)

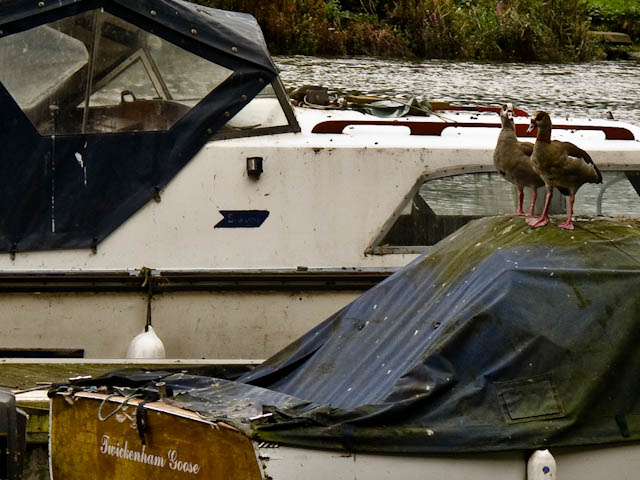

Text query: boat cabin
(0, 0), (298, 252)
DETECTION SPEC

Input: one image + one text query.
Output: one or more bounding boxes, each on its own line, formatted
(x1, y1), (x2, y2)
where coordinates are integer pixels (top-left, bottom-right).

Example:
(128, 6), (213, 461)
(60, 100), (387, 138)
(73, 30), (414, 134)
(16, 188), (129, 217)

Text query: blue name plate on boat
(214, 210), (269, 228)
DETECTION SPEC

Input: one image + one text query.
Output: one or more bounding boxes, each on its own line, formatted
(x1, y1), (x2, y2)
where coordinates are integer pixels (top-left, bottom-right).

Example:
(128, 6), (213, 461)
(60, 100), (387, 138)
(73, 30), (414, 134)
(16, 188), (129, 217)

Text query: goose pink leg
(525, 188), (538, 217)
(528, 188), (552, 228)
(558, 195), (575, 230)
(516, 187), (525, 216)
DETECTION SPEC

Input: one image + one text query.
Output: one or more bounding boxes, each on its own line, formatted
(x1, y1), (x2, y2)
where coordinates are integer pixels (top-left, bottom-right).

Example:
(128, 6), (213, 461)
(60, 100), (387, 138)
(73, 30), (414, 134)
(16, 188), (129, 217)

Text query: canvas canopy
(61, 216), (640, 453)
(0, 0), (279, 252)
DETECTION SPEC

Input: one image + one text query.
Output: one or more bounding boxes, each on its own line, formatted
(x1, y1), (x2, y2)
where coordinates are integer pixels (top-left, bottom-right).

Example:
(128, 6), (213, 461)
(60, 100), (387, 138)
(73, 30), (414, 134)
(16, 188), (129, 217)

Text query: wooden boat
(51, 390), (640, 480)
(1, 0), (640, 361)
(49, 392), (640, 480)
(49, 392), (528, 480)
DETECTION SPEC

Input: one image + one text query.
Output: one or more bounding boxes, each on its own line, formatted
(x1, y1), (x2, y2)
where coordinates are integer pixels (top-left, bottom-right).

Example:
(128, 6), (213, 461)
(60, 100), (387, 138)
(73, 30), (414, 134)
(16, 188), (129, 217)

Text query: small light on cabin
(247, 157), (263, 179)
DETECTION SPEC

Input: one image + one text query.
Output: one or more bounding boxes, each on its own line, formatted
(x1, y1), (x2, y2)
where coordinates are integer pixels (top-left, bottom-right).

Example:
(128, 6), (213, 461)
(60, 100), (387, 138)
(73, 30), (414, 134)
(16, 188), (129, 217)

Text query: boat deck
(2, 359), (261, 444)
(0, 358), (261, 390)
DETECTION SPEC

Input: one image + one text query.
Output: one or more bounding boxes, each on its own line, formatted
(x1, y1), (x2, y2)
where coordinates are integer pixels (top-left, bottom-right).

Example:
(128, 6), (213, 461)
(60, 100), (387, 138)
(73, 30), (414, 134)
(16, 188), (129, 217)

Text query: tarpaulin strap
(136, 401), (150, 445)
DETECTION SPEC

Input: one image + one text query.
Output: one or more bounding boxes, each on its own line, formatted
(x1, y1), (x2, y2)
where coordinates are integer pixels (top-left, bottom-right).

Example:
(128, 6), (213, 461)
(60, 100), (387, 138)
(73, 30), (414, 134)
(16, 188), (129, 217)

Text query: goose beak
(526, 119), (536, 133)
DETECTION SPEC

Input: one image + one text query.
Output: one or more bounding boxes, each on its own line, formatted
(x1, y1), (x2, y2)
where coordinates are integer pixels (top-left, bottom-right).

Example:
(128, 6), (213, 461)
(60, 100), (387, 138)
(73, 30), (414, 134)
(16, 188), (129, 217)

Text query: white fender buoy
(528, 449), (557, 480)
(126, 325), (166, 359)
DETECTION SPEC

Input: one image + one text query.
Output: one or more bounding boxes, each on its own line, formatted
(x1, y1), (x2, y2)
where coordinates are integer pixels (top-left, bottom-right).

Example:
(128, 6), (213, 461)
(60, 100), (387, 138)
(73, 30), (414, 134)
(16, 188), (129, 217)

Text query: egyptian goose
(493, 104), (543, 216)
(527, 111), (602, 230)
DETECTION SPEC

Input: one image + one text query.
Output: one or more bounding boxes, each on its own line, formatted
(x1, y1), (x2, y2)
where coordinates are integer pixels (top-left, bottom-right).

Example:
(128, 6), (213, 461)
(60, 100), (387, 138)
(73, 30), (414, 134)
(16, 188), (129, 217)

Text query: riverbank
(194, 0), (639, 62)
(590, 0), (640, 42)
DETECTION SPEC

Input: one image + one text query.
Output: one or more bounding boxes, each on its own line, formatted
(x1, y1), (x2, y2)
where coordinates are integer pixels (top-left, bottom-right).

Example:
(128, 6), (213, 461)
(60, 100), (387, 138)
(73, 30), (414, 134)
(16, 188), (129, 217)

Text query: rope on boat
(98, 391), (142, 422)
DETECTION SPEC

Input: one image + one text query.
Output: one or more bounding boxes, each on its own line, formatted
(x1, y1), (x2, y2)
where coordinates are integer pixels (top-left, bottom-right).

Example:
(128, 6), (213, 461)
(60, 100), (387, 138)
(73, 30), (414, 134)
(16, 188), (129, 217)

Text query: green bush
(588, 0), (640, 41)
(194, 0), (607, 61)
(387, 0), (602, 61)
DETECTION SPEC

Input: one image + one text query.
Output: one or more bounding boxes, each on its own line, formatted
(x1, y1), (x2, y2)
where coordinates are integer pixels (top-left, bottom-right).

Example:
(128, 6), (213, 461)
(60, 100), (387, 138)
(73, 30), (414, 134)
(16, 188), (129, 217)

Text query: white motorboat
(0, 0), (639, 360)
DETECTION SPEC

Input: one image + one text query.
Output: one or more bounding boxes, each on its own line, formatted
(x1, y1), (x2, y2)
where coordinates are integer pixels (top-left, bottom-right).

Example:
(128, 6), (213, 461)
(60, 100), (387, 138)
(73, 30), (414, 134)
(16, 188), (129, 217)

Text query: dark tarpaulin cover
(152, 216), (640, 453)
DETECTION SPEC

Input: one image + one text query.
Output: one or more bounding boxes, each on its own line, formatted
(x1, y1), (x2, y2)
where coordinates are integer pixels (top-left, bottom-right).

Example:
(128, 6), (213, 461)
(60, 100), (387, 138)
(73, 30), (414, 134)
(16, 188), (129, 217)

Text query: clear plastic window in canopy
(0, 9), (235, 134)
(374, 170), (640, 252)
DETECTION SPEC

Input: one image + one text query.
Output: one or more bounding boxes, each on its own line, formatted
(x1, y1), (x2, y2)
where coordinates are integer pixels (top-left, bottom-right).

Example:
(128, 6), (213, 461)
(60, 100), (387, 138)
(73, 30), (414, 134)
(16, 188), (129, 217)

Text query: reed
(387, 0), (603, 61)
(195, 0), (609, 61)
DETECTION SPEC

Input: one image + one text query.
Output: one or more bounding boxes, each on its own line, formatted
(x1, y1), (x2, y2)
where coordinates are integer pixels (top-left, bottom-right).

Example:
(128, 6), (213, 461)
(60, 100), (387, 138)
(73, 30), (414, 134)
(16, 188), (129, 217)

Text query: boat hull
(50, 392), (529, 480)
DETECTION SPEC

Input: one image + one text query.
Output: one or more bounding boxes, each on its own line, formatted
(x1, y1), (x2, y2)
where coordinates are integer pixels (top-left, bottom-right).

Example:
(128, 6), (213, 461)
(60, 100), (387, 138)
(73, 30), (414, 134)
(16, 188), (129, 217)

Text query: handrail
(311, 120), (636, 140)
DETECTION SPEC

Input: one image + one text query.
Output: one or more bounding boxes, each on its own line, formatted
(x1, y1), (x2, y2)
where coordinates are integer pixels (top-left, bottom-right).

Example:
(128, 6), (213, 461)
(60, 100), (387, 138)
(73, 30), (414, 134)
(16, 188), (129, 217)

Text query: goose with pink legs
(493, 103), (544, 216)
(527, 111), (602, 230)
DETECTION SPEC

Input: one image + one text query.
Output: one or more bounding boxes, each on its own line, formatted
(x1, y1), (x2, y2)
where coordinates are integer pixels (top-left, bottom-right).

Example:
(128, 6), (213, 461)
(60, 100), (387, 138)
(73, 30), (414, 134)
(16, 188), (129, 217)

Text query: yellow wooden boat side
(50, 391), (263, 480)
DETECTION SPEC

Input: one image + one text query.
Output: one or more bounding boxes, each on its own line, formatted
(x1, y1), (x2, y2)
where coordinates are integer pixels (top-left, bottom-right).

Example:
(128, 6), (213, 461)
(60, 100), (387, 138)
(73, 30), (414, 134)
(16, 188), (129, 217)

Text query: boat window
(0, 26), (88, 110)
(372, 171), (640, 253)
(575, 172), (640, 217)
(150, 39), (233, 103)
(88, 60), (158, 108)
(0, 10), (233, 135)
(213, 82), (292, 138)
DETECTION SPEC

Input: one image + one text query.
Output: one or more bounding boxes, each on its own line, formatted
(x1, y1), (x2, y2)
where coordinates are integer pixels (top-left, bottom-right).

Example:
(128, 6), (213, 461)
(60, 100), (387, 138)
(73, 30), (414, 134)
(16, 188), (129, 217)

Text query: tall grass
(387, 0), (602, 61)
(195, 0), (605, 61)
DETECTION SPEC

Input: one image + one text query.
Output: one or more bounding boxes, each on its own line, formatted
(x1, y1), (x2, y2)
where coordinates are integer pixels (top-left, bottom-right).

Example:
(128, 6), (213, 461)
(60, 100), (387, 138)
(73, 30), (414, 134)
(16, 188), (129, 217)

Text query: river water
(275, 56), (640, 126)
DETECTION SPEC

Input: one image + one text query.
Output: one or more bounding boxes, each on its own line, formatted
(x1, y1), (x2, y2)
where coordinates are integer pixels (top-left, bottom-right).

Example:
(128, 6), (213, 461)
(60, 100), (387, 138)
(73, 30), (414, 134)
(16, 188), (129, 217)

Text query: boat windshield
(0, 9), (292, 136)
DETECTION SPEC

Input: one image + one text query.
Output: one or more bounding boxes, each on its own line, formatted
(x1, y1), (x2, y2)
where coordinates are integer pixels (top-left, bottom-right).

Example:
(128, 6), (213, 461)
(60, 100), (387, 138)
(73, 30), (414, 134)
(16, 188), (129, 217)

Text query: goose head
(527, 110), (552, 134)
(499, 103), (515, 127)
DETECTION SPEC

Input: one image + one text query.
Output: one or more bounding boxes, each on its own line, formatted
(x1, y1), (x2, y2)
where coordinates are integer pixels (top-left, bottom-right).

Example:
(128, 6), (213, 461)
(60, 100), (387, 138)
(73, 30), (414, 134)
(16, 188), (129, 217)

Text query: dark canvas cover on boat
(69, 217), (640, 453)
(0, 0), (278, 253)
(0, 0), (276, 71)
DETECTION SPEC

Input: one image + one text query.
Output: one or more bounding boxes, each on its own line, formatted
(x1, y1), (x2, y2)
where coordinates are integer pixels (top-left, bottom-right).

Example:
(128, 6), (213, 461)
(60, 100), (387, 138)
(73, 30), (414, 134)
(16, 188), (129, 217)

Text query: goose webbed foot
(558, 219), (575, 230)
(528, 215), (549, 228)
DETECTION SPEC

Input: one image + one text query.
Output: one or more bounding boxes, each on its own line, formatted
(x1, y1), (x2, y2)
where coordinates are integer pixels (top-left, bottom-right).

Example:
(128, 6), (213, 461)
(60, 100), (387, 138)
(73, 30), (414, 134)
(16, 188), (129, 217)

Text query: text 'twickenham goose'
(493, 103), (544, 216)
(526, 110), (602, 230)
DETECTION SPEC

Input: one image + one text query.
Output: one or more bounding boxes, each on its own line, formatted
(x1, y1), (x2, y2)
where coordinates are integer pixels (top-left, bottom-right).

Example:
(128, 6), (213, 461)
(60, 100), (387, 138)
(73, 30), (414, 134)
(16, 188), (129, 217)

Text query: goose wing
(517, 141), (534, 156)
(554, 141), (602, 183)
